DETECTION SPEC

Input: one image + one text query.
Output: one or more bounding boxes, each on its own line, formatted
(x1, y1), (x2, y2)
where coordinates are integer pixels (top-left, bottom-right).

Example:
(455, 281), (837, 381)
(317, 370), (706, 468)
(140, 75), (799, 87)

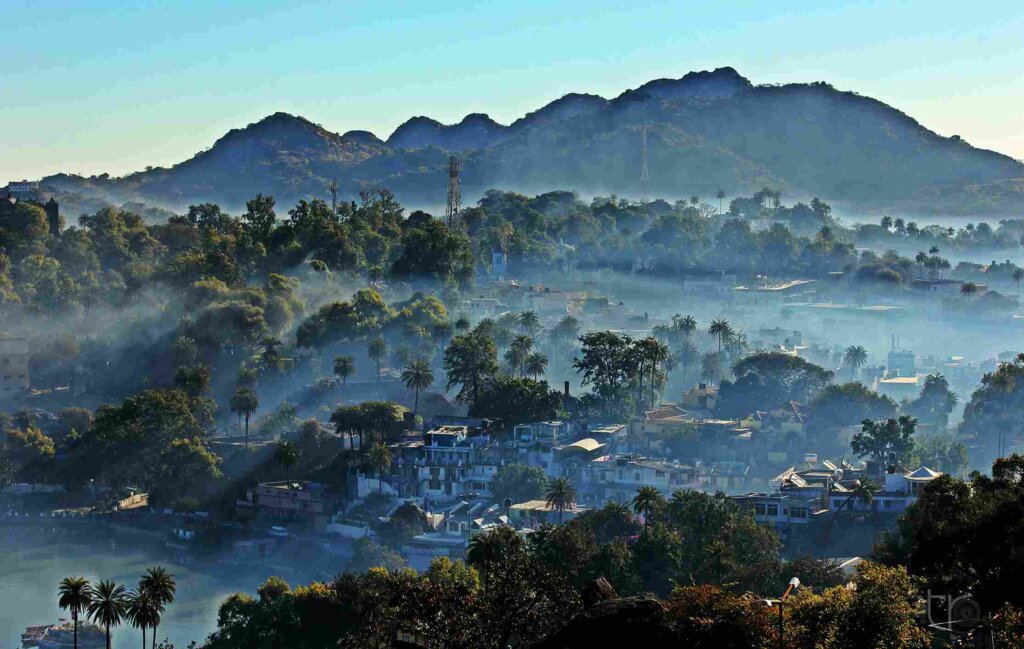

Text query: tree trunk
(73, 614), (78, 649)
(413, 388), (420, 418)
(106, 624), (111, 649)
(244, 413), (250, 449)
(152, 624), (157, 649)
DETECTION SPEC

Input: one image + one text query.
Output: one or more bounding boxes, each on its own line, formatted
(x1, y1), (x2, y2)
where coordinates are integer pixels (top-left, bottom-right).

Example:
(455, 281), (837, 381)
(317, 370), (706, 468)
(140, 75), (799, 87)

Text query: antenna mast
(445, 155), (463, 228)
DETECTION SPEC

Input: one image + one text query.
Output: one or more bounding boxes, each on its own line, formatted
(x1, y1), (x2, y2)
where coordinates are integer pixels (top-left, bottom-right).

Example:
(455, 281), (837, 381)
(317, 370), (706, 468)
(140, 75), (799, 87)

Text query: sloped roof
(566, 438), (603, 453)
(906, 466), (942, 481)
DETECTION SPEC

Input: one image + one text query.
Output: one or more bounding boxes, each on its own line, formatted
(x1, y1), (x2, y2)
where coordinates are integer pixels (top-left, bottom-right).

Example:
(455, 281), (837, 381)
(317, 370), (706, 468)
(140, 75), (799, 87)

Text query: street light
(458, 491), (479, 541)
(765, 577), (800, 649)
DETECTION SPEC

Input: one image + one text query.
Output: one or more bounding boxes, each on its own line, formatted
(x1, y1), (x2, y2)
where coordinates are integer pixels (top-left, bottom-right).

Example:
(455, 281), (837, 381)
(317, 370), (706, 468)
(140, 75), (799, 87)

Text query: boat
(23, 620), (105, 649)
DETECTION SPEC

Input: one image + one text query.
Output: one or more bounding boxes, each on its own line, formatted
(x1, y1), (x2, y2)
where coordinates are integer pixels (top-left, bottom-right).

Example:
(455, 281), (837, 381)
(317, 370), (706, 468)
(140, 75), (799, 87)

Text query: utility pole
(445, 155), (462, 229)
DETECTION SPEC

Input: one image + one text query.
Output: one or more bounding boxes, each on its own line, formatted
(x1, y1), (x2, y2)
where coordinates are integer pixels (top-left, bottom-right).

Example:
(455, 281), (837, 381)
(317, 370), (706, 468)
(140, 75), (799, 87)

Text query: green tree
(332, 355), (355, 393)
(273, 441), (300, 481)
(518, 310), (540, 336)
(545, 477), (576, 524)
(87, 580), (127, 649)
(443, 331), (499, 409)
(229, 388), (259, 448)
(367, 336), (388, 382)
(468, 376), (562, 426)
(467, 526), (523, 593)
(906, 373), (958, 430)
(124, 588), (160, 649)
(367, 442), (392, 494)
(138, 567), (175, 649)
(524, 351), (548, 379)
(707, 319), (733, 353)
(58, 577), (92, 649)
(632, 485), (664, 535)
(400, 359), (434, 418)
(490, 464), (548, 505)
(851, 416), (917, 466)
(842, 345), (868, 380)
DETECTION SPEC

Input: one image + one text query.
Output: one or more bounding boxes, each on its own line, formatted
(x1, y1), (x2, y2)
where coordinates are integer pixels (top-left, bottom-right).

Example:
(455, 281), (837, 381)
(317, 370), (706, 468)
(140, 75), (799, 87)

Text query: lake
(0, 523), (322, 649)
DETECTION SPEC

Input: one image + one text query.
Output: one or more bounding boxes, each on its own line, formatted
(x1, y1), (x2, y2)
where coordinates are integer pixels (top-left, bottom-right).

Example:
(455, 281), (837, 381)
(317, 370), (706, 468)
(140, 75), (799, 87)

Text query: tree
(443, 331), (499, 409)
(124, 588), (160, 649)
(524, 352), (548, 379)
(700, 351), (722, 387)
(87, 580), (127, 649)
(468, 376), (562, 427)
(508, 334), (534, 376)
(491, 464), (548, 505)
(367, 336), (388, 382)
(468, 526), (523, 593)
(401, 359), (434, 418)
(632, 486), (664, 534)
(139, 567), (175, 649)
(173, 365), (210, 398)
(851, 416), (917, 466)
(808, 383), (897, 432)
(58, 577), (92, 649)
(229, 388), (259, 448)
(716, 352), (833, 417)
(367, 443), (392, 494)
(518, 310), (540, 337)
(273, 441), (300, 481)
(333, 355), (355, 393)
(707, 319), (733, 353)
(1015, 268), (1024, 295)
(677, 340), (699, 384)
(960, 281), (978, 297)
(906, 373), (958, 429)
(827, 479), (879, 530)
(545, 477), (576, 524)
(842, 345), (868, 380)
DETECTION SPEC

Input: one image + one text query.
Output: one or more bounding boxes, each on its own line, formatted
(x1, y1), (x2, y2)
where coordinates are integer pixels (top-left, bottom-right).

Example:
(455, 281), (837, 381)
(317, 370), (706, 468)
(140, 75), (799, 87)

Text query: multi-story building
(0, 336), (30, 396)
(238, 481), (328, 522)
(579, 455), (698, 505)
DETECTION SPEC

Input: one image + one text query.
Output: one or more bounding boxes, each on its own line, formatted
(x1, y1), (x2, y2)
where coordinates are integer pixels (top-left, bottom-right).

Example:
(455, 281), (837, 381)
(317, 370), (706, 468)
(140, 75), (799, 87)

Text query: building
(0, 336), (30, 396)
(681, 384), (718, 412)
(887, 348), (916, 377)
(873, 375), (921, 402)
(508, 499), (586, 526)
(829, 466), (942, 515)
(238, 481), (328, 523)
(681, 271), (737, 297)
(733, 492), (820, 529)
(911, 278), (964, 296)
(579, 455), (698, 505)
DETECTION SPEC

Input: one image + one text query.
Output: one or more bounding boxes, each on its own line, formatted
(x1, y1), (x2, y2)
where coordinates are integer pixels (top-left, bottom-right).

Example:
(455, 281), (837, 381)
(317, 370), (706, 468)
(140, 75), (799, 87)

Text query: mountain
(39, 68), (1024, 215)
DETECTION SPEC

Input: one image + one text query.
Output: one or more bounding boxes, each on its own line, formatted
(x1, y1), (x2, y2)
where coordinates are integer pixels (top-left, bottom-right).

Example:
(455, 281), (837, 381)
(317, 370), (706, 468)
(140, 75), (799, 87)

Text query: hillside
(38, 68), (1024, 215)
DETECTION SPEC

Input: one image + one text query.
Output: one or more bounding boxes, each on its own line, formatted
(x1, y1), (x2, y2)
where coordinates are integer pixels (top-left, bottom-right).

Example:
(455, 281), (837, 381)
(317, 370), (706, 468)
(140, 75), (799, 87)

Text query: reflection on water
(0, 524), (317, 649)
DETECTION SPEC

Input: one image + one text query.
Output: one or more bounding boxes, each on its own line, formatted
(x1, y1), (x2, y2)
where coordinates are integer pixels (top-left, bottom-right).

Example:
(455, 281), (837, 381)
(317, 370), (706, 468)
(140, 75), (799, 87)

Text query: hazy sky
(2, 0), (1022, 179)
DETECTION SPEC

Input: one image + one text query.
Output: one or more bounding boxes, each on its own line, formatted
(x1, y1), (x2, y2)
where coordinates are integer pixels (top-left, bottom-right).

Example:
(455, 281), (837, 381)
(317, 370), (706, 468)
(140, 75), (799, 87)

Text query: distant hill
(38, 67), (1024, 215)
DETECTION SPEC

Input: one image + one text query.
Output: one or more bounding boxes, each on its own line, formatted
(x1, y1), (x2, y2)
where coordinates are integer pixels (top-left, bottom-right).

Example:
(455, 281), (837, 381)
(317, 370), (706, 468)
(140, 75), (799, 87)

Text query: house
(238, 481), (328, 524)
(887, 348), (916, 377)
(874, 375), (921, 402)
(508, 499), (586, 526)
(732, 492), (820, 529)
(0, 335), (30, 396)
(911, 278), (964, 296)
(579, 455), (698, 505)
(681, 271), (737, 297)
(828, 466), (942, 515)
(681, 384), (718, 412)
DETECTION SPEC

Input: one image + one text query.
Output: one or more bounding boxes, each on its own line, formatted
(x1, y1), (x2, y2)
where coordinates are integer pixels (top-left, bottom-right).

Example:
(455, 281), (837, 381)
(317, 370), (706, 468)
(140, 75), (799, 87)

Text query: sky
(2, 0), (1023, 179)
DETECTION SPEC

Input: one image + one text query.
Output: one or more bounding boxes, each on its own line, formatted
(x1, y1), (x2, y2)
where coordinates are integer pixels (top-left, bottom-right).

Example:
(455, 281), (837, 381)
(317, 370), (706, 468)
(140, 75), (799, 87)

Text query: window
(754, 503), (766, 516)
(766, 504), (779, 517)
(790, 508), (807, 519)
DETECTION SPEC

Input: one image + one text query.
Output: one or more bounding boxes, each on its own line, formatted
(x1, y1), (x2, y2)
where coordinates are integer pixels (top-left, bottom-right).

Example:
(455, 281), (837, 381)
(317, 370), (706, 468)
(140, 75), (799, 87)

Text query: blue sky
(2, 0), (1022, 179)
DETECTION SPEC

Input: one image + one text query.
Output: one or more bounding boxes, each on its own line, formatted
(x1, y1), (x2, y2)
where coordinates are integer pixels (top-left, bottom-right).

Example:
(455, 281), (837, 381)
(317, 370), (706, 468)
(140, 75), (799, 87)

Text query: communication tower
(445, 155), (463, 228)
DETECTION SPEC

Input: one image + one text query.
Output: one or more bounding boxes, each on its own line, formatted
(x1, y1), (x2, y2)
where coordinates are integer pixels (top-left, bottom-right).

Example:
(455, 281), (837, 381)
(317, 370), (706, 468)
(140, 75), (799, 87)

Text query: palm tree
(518, 310), (540, 336)
(632, 486), (663, 535)
(677, 340), (699, 384)
(880, 216), (893, 231)
(524, 352), (548, 379)
(509, 335), (534, 376)
(367, 336), (388, 381)
(716, 190), (725, 214)
(960, 282), (979, 298)
(700, 351), (722, 386)
(708, 319), (733, 353)
(1014, 268), (1023, 296)
(467, 526), (522, 593)
(333, 355), (355, 393)
(401, 359), (434, 418)
(674, 314), (697, 341)
(58, 577), (92, 649)
(139, 567), (175, 649)
(87, 580), (127, 649)
(273, 441), (301, 481)
(454, 315), (471, 332)
(367, 442), (392, 494)
(544, 477), (576, 524)
(258, 336), (283, 370)
(843, 345), (868, 380)
(229, 388), (259, 449)
(124, 588), (160, 649)
(827, 480), (879, 533)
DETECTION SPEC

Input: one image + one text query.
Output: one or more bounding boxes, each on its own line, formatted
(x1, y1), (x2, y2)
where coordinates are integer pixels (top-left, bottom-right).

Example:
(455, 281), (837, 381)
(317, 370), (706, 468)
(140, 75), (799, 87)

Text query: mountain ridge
(36, 68), (1024, 215)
